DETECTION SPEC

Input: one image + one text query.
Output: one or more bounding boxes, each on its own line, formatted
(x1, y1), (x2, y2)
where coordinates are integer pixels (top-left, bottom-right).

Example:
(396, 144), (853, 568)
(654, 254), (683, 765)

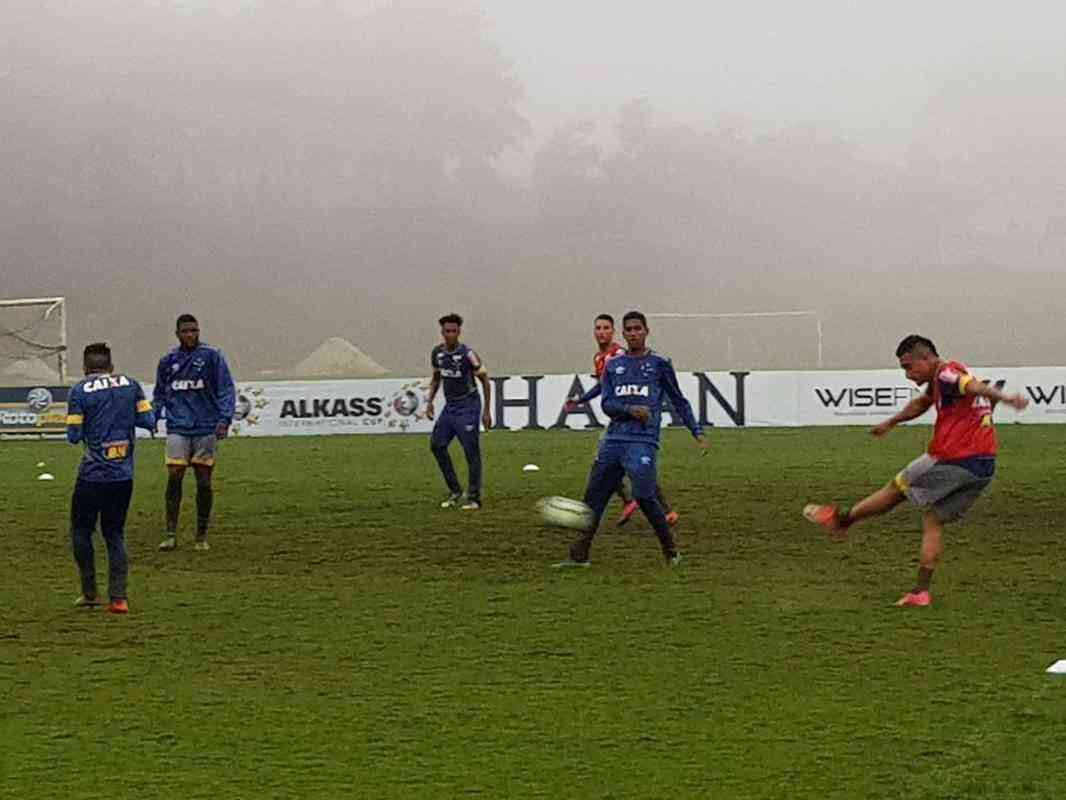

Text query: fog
(2, 0), (1064, 381)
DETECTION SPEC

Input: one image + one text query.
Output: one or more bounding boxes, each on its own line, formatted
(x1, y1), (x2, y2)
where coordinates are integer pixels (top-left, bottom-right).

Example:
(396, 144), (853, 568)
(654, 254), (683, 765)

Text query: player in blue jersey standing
(426, 313), (493, 510)
(554, 311), (709, 567)
(153, 314), (236, 551)
(67, 343), (156, 613)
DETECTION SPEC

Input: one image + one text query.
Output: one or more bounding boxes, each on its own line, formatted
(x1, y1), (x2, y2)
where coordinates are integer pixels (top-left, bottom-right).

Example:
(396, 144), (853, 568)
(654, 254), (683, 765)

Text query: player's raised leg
(803, 480), (905, 538)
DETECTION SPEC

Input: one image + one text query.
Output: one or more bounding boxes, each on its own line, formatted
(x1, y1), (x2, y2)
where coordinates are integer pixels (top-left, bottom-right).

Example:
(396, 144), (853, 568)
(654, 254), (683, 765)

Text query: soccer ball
(536, 496), (594, 531)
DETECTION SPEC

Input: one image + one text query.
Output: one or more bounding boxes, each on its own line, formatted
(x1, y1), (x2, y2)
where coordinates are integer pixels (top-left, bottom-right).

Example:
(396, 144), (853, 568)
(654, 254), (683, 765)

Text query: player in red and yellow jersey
(803, 335), (1028, 607)
(566, 314), (680, 527)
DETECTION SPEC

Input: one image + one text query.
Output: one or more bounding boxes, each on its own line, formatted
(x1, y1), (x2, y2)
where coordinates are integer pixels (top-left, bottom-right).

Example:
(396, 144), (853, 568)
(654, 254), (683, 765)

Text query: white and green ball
(536, 496), (594, 531)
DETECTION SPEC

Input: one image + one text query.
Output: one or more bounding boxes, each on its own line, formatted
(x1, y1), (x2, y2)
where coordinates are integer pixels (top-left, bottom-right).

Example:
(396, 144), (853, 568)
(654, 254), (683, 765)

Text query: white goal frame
(647, 310), (823, 369)
(0, 296), (68, 383)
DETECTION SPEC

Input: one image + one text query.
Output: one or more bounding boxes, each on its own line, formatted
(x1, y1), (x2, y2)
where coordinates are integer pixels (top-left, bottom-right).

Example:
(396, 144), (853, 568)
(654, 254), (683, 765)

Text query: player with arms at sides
(803, 334), (1029, 607)
(67, 343), (156, 614)
(426, 313), (492, 510)
(565, 313), (681, 527)
(154, 314), (236, 552)
(555, 311), (709, 568)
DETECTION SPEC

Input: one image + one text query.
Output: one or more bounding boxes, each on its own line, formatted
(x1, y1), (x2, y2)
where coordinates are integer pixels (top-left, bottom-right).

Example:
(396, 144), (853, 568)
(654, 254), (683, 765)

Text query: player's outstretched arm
(578, 381), (602, 405)
(566, 381), (602, 411)
(963, 379), (1029, 411)
(871, 394), (934, 437)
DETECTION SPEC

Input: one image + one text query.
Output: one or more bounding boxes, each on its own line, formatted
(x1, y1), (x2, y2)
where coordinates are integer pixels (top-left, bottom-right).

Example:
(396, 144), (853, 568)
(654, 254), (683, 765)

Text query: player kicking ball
(554, 311), (708, 568)
(803, 335), (1028, 607)
(565, 313), (681, 527)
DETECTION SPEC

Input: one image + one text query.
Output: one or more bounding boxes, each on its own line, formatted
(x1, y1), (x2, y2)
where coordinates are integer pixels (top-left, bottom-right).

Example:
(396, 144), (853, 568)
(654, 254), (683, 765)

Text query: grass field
(3, 426), (1065, 799)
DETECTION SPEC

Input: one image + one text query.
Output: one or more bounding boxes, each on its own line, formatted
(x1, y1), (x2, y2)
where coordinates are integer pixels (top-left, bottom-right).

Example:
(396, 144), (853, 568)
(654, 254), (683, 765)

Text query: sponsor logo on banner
(382, 380), (431, 431)
(230, 386), (269, 436)
(813, 385), (920, 415)
(1026, 383), (1066, 413)
(27, 387), (54, 412)
(0, 386), (70, 435)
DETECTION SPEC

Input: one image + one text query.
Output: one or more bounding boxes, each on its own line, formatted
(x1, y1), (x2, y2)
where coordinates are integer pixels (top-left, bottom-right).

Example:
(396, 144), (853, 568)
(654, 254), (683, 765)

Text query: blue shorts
(589, 439), (658, 501)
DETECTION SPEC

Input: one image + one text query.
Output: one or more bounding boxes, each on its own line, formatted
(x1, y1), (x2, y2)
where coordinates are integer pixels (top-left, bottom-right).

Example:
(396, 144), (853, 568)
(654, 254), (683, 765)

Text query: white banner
(794, 367), (1066, 426)
(135, 366), (1066, 437)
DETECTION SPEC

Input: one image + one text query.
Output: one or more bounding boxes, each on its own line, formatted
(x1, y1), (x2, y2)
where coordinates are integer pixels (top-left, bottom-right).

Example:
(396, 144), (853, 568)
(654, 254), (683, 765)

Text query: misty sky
(2, 0), (1064, 380)
(485, 0), (1064, 160)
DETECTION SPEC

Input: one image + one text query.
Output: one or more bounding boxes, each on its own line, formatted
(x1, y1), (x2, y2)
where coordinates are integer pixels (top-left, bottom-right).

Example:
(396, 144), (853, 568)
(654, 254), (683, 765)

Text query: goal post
(0, 296), (68, 384)
(647, 310), (823, 369)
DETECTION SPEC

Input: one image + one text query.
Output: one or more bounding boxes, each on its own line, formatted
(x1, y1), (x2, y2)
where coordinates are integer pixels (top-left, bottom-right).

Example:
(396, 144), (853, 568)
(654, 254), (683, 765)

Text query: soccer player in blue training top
(426, 313), (492, 510)
(565, 313), (682, 527)
(554, 310), (709, 568)
(153, 314), (236, 551)
(67, 342), (156, 614)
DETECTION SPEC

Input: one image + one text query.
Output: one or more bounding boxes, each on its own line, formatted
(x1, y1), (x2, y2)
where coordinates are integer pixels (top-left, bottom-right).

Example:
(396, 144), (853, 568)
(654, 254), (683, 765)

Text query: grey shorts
(166, 433), (218, 467)
(894, 453), (994, 522)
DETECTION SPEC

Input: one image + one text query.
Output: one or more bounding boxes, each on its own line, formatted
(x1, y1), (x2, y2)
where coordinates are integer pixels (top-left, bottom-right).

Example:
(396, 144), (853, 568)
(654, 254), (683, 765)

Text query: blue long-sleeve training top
(67, 373), (156, 482)
(152, 344), (236, 436)
(599, 350), (703, 447)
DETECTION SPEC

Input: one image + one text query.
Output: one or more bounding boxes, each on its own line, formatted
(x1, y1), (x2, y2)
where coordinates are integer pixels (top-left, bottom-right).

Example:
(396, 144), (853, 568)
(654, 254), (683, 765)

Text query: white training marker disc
(37, 473), (55, 481)
(36, 462), (46, 468)
(522, 464), (541, 472)
(1047, 660), (1066, 675)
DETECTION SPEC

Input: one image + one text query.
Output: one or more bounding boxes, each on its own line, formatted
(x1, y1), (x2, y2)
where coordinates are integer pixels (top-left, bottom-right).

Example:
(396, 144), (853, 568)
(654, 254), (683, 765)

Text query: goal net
(0, 297), (68, 385)
(646, 311), (824, 371)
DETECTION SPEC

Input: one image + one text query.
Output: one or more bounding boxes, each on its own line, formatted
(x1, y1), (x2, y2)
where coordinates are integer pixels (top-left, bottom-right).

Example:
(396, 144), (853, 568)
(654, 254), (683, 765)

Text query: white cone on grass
(1047, 660), (1066, 675)
(38, 473), (55, 481)
(522, 464), (540, 472)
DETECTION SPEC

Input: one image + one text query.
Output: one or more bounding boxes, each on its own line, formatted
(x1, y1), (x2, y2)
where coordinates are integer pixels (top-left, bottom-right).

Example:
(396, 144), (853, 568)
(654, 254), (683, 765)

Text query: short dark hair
(176, 313), (198, 331)
(595, 313), (615, 326)
(83, 342), (112, 371)
(895, 334), (938, 358)
(622, 310), (648, 328)
(438, 313), (463, 328)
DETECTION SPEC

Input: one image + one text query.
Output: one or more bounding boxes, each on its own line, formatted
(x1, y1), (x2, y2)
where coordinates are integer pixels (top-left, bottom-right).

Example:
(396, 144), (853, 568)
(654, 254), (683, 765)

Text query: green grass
(2, 426), (1065, 799)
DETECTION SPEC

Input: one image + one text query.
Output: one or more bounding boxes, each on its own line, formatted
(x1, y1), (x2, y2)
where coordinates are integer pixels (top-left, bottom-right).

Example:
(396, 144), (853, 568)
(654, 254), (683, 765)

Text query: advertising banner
(9, 366), (1064, 440)
(0, 385), (70, 436)
(794, 367), (1066, 426)
(211, 371), (753, 437)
